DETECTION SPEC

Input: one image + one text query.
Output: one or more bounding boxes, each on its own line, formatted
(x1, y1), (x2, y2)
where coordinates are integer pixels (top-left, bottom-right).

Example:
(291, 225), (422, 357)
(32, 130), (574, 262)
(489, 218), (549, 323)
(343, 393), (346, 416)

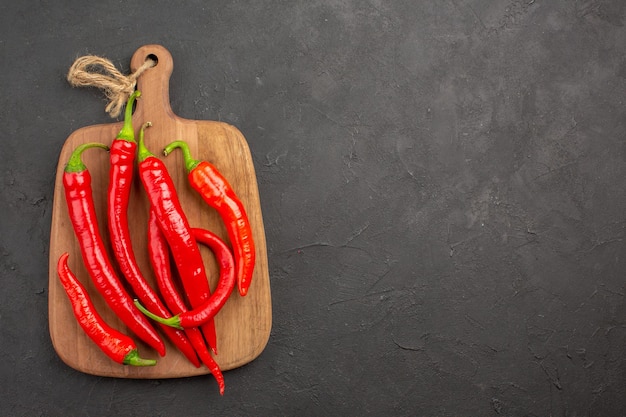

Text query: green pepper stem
(163, 140), (201, 173)
(123, 349), (157, 366)
(116, 90), (141, 142)
(64, 142), (109, 173)
(133, 299), (183, 330)
(136, 122), (153, 162)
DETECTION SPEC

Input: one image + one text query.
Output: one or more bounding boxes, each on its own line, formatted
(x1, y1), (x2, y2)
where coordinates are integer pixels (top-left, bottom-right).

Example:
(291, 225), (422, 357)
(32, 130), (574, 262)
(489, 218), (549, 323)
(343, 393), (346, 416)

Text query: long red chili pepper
(107, 91), (200, 367)
(163, 140), (255, 296)
(63, 142), (165, 356)
(144, 211), (225, 394)
(136, 226), (236, 329)
(57, 252), (156, 366)
(135, 123), (218, 354)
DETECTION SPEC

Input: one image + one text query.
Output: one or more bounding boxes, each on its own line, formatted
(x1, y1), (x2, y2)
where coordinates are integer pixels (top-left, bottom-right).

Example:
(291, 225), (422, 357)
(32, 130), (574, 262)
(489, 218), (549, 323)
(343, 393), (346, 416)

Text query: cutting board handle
(130, 44), (176, 122)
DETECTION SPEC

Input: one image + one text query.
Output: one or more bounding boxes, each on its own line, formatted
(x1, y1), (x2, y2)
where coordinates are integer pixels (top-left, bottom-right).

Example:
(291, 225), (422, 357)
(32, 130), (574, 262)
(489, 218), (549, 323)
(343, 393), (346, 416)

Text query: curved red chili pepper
(63, 142), (165, 356)
(135, 123), (218, 354)
(107, 92), (200, 367)
(144, 211), (225, 394)
(163, 140), (255, 297)
(57, 252), (156, 366)
(136, 226), (235, 330)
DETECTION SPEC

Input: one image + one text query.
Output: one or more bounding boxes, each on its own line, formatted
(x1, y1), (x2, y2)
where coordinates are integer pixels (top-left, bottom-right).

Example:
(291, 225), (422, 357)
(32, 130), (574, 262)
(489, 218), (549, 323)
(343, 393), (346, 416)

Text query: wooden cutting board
(48, 44), (271, 378)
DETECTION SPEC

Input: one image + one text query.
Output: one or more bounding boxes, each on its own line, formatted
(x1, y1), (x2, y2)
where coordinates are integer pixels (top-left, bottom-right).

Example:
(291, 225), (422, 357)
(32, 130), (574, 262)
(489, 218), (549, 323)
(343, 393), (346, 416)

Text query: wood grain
(48, 45), (271, 378)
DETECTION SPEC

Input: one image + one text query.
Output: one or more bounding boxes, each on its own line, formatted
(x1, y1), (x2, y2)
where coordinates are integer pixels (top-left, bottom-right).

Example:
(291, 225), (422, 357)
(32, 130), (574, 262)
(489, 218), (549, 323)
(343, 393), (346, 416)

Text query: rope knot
(67, 55), (155, 118)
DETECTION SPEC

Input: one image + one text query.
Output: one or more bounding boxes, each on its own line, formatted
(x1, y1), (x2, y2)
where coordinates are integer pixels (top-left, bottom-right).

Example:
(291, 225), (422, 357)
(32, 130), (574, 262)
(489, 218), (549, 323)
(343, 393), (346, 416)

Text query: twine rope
(67, 55), (155, 118)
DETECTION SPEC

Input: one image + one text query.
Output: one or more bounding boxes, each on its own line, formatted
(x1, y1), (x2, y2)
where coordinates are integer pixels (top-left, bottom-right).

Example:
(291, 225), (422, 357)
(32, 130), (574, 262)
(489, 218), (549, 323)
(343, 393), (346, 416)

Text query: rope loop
(67, 55), (155, 118)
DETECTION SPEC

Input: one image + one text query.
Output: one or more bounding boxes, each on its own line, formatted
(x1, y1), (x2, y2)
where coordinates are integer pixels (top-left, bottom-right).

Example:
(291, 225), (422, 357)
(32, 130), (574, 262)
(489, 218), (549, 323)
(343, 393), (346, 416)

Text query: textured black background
(2, 1), (626, 416)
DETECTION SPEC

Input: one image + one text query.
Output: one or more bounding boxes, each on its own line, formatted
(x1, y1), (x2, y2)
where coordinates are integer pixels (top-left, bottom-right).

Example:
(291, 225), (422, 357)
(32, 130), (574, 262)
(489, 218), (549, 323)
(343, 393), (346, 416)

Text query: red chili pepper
(163, 140), (255, 297)
(144, 211), (225, 394)
(136, 226), (235, 330)
(63, 142), (165, 356)
(107, 91), (200, 367)
(135, 123), (218, 354)
(57, 252), (156, 366)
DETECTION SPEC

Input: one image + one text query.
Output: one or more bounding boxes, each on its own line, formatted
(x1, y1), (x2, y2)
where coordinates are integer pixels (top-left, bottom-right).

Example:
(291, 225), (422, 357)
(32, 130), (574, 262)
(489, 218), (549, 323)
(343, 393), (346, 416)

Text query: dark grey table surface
(2, 1), (626, 416)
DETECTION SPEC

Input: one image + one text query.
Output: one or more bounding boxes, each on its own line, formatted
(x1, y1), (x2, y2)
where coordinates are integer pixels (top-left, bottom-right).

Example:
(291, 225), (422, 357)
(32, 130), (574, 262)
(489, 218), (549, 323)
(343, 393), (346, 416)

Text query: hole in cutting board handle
(146, 53), (159, 66)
